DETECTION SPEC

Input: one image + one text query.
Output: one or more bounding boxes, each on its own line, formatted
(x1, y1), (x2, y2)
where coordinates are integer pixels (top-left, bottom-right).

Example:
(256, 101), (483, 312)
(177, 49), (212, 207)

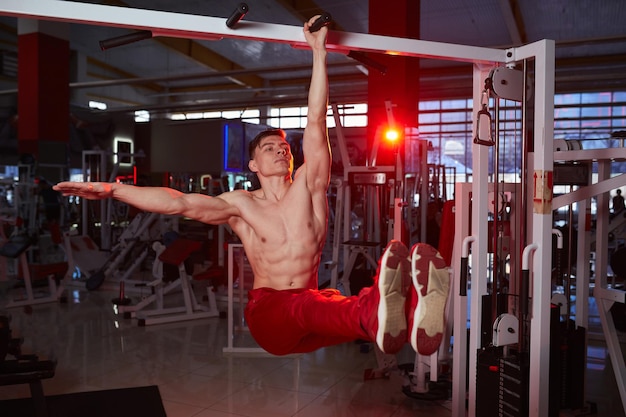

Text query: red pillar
(17, 20), (70, 158)
(368, 0), (420, 166)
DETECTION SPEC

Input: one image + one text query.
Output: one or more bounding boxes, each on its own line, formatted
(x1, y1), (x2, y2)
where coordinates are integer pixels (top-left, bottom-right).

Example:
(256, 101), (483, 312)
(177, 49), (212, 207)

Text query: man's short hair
(249, 129), (286, 160)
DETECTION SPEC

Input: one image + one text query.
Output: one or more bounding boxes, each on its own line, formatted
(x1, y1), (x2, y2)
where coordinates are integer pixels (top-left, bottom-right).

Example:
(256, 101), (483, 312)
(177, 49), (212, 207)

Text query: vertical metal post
(467, 63), (493, 417)
(452, 183), (473, 417)
(525, 39), (556, 417)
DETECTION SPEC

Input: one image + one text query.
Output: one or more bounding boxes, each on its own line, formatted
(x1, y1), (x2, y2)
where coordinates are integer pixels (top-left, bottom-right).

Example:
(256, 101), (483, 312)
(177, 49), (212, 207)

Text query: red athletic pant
(244, 287), (374, 356)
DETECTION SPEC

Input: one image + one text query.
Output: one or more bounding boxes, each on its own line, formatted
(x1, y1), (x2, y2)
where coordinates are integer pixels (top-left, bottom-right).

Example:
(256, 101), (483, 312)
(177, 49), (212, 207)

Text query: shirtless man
(54, 16), (449, 356)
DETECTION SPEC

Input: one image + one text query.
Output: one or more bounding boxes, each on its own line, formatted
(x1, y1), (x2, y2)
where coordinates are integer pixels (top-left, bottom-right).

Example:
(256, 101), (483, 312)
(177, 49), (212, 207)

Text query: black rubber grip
(520, 269), (529, 316)
(226, 3), (249, 28)
(309, 13), (332, 32)
(460, 257), (468, 296)
(99, 30), (152, 51)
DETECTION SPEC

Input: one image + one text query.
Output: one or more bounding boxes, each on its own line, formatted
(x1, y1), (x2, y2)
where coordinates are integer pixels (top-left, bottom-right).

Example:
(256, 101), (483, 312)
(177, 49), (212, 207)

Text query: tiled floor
(0, 281), (624, 417)
(0, 282), (451, 417)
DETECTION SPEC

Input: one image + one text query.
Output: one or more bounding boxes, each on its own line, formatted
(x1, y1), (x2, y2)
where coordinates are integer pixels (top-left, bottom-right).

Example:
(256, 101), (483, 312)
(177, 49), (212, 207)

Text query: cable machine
(452, 42), (557, 417)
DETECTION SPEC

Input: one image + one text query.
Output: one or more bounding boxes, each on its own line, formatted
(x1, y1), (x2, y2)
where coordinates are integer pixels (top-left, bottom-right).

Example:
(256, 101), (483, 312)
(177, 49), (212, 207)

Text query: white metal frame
(453, 42), (555, 417)
(223, 243), (298, 357)
(452, 185), (473, 416)
(3, 249), (68, 309)
(552, 150), (626, 412)
(0, 1), (563, 414)
(223, 243), (258, 354)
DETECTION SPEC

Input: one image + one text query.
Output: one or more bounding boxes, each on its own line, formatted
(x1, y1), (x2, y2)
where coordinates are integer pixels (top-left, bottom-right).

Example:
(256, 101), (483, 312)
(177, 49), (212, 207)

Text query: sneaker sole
(377, 240), (410, 354)
(410, 243), (450, 355)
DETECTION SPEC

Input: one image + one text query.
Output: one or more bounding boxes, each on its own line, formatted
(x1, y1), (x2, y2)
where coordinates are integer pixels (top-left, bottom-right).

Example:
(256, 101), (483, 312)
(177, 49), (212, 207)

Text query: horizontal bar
(552, 172), (626, 209)
(0, 0), (507, 64)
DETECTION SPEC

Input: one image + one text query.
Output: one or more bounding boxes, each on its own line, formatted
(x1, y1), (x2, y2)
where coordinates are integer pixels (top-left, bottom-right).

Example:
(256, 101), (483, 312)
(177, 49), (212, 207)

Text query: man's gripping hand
(303, 15), (328, 51)
(53, 181), (114, 200)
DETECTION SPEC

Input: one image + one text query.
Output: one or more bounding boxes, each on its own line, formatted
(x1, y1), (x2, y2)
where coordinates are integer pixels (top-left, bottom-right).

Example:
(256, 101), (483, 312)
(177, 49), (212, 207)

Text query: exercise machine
(0, 232), (69, 309)
(329, 104), (453, 396)
(553, 141), (626, 413)
(119, 236), (220, 326)
(82, 211), (160, 290)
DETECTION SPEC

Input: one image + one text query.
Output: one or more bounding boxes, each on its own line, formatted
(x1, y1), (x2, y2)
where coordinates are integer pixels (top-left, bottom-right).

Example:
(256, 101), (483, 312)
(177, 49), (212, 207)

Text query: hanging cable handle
(473, 82), (495, 147)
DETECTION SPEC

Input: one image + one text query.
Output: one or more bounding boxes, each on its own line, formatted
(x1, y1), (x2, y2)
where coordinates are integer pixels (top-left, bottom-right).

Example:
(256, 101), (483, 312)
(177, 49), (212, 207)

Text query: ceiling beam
(70, 62), (357, 89)
(556, 53), (626, 68)
(86, 56), (164, 93)
(101, 0), (264, 88)
(497, 0), (526, 45)
(154, 37), (264, 88)
(161, 72), (367, 97)
(86, 92), (142, 106)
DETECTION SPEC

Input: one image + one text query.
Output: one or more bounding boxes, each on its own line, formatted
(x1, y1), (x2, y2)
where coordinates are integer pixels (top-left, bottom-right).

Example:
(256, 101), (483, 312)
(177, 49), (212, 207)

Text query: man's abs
(248, 241), (322, 290)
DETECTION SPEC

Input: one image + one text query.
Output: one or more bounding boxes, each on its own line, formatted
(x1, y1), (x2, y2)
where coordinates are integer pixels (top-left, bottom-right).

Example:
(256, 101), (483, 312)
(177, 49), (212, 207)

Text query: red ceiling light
(384, 126), (402, 143)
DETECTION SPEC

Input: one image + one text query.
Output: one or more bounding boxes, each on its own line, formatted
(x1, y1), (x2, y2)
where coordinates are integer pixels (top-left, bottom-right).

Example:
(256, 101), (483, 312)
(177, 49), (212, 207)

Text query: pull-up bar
(0, 0), (507, 65)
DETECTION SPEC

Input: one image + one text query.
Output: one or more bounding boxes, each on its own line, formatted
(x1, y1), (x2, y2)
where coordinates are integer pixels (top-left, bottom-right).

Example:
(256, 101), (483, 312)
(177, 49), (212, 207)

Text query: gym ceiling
(0, 0), (625, 117)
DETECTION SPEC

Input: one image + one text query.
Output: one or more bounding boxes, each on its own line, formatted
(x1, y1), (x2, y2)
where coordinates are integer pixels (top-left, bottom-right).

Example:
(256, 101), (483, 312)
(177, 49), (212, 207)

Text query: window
(169, 103), (368, 128)
(417, 90), (626, 181)
(160, 91), (625, 178)
(170, 109), (260, 123)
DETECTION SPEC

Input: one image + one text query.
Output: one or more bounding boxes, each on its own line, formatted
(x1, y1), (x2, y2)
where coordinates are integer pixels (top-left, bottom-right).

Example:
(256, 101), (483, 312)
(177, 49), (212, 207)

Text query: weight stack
(476, 347), (502, 417)
(498, 355), (529, 417)
(550, 308), (586, 412)
(561, 324), (586, 409)
(477, 348), (530, 417)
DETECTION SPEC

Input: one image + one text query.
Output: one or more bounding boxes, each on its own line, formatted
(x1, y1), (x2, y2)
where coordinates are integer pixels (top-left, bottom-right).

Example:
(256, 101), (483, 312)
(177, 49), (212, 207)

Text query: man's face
(248, 135), (293, 177)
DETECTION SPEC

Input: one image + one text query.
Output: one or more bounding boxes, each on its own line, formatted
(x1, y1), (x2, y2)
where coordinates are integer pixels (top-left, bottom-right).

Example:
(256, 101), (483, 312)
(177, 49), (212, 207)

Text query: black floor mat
(0, 385), (167, 417)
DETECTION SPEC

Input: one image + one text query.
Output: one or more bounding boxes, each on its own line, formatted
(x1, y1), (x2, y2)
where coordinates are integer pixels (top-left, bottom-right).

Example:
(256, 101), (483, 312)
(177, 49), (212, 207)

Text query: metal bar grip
(226, 3), (249, 28)
(460, 256), (468, 296)
(309, 12), (332, 32)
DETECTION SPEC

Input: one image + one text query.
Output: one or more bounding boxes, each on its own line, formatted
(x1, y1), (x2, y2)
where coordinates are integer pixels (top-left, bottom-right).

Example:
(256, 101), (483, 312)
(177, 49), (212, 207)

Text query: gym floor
(0, 282), (624, 417)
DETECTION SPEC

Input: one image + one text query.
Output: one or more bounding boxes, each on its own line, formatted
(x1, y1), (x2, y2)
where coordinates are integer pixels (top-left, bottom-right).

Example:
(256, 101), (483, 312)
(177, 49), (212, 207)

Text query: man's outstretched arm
(53, 181), (240, 225)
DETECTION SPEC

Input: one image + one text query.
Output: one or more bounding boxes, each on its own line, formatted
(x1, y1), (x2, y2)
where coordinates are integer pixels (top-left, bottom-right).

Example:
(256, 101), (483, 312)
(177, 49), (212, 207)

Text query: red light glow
(384, 128), (401, 142)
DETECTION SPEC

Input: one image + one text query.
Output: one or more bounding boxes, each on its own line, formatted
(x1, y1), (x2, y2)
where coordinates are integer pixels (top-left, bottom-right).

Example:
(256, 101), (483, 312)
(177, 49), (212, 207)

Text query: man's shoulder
(219, 189), (254, 202)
